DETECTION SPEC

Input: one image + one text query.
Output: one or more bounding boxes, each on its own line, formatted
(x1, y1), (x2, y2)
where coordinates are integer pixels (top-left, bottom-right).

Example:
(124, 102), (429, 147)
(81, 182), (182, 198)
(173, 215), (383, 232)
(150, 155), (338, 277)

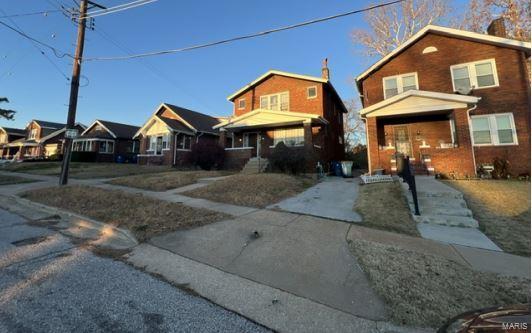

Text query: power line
(84, 0), (404, 61)
(81, 0), (157, 19)
(0, 9), (62, 19)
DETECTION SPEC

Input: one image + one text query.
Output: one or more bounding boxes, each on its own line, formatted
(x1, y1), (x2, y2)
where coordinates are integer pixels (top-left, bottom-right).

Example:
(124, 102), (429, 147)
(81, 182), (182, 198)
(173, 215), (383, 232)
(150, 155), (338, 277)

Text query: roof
(0, 127), (25, 136)
(356, 25), (532, 85)
(163, 103), (221, 134)
(227, 69), (348, 113)
(82, 120), (140, 139)
(33, 120), (66, 129)
(359, 90), (481, 117)
(157, 115), (194, 134)
(214, 109), (328, 130)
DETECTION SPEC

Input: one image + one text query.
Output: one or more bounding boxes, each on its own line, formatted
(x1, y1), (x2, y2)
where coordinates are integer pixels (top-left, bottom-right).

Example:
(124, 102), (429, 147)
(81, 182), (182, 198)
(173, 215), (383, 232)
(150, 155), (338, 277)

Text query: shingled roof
(163, 103), (221, 134)
(1, 127), (26, 136)
(97, 120), (140, 139)
(33, 120), (65, 129)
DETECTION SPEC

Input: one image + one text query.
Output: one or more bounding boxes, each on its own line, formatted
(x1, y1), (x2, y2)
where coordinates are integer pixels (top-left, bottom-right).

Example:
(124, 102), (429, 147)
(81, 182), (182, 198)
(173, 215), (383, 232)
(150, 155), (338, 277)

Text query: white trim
(450, 58), (499, 92)
(359, 90), (480, 116)
(133, 103), (199, 138)
(259, 91), (290, 111)
(80, 120), (117, 139)
(422, 46), (438, 54)
(356, 25), (531, 83)
(307, 86), (318, 99)
(227, 70), (327, 101)
(224, 147), (254, 151)
(470, 112), (518, 146)
(237, 98), (246, 110)
(213, 109), (328, 129)
(382, 72), (419, 99)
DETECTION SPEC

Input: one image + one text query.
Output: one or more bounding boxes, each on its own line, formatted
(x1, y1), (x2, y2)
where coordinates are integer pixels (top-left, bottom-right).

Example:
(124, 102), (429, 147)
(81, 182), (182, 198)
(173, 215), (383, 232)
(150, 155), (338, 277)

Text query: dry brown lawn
(21, 185), (228, 242)
(109, 170), (232, 191)
(444, 180), (530, 256)
(349, 238), (530, 328)
(184, 173), (316, 208)
(4, 162), (174, 179)
(0, 175), (36, 185)
(354, 181), (419, 237)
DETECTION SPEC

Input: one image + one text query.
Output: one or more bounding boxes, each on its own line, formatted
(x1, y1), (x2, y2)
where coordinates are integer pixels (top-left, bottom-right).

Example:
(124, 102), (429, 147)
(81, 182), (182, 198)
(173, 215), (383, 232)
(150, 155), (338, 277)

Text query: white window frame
(470, 112), (518, 146)
(259, 91), (289, 111)
(29, 128), (38, 140)
(176, 133), (192, 151)
(307, 86), (317, 99)
(450, 58), (499, 92)
(237, 98), (246, 110)
(382, 72), (419, 99)
(98, 140), (114, 154)
(271, 128), (305, 147)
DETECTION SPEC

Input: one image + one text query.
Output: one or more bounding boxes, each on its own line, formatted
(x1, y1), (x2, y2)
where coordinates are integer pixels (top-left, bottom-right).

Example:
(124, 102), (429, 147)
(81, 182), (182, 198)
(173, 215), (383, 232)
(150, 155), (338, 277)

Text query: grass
(354, 181), (419, 237)
(0, 175), (37, 185)
(184, 173), (316, 208)
(21, 185), (229, 242)
(108, 170), (232, 191)
(349, 238), (530, 328)
(3, 162), (174, 179)
(444, 180), (530, 256)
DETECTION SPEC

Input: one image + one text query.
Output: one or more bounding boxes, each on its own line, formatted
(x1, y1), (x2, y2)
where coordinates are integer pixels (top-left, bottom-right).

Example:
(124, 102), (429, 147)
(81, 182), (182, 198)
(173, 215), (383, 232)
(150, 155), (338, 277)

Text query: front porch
(362, 90), (480, 177)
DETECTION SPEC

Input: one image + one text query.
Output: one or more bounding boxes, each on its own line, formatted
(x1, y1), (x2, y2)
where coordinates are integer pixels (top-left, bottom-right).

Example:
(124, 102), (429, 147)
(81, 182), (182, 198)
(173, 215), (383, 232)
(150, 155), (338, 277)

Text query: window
(98, 140), (114, 153)
(176, 133), (192, 150)
(237, 99), (246, 110)
(148, 135), (168, 154)
(382, 73), (418, 99)
(259, 92), (289, 111)
(307, 86), (317, 99)
(29, 129), (37, 139)
(273, 128), (304, 147)
(471, 113), (517, 146)
(450, 59), (498, 91)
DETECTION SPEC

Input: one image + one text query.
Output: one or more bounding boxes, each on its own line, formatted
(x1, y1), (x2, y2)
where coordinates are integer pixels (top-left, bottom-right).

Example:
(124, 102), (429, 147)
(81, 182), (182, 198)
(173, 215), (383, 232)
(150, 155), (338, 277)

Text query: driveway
(0, 208), (269, 333)
(268, 176), (362, 222)
(150, 209), (387, 321)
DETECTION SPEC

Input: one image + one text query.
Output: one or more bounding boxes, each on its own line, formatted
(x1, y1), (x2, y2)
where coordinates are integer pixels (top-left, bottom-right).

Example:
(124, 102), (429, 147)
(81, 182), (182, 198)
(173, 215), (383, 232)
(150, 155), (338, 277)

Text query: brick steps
(241, 157), (269, 174)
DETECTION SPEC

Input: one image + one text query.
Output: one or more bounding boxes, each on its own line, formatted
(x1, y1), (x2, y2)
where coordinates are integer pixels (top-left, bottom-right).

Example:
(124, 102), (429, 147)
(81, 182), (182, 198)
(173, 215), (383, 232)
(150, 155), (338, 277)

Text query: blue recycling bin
(330, 161), (342, 177)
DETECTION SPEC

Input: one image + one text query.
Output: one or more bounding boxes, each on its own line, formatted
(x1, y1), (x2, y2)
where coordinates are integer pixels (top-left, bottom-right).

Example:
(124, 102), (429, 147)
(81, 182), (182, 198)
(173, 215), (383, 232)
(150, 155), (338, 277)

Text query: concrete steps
(241, 157), (269, 174)
(414, 214), (479, 228)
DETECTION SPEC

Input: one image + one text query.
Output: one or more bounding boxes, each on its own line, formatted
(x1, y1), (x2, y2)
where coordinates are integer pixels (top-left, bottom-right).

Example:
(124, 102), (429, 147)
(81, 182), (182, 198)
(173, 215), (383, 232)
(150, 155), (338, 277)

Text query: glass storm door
(394, 126), (412, 157)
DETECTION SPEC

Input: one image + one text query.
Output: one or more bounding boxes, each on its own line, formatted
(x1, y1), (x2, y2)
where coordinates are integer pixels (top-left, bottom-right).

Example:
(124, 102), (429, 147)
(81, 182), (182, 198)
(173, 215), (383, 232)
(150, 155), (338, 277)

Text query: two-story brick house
(216, 61), (347, 171)
(357, 21), (531, 177)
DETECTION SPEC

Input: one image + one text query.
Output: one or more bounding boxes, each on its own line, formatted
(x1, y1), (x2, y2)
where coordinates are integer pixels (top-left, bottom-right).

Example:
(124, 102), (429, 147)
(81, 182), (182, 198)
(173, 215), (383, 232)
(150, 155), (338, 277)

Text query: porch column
(453, 108), (477, 177)
(365, 117), (379, 174)
(218, 129), (226, 147)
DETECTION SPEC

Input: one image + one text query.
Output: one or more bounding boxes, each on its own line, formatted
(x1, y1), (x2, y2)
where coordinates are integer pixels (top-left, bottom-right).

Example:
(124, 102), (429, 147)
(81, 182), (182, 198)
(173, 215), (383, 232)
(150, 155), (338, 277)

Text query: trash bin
(341, 161), (353, 178)
(333, 162), (342, 177)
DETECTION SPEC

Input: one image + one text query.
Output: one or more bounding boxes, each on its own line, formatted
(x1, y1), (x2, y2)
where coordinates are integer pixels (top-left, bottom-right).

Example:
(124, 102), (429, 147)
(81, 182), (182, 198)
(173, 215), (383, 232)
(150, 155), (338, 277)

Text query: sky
(0, 0), (467, 130)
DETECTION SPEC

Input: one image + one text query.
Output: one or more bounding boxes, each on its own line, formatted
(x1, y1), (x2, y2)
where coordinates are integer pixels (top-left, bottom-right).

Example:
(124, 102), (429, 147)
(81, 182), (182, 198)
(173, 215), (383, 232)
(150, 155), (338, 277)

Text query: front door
(156, 136), (163, 155)
(394, 126), (412, 157)
(244, 132), (259, 157)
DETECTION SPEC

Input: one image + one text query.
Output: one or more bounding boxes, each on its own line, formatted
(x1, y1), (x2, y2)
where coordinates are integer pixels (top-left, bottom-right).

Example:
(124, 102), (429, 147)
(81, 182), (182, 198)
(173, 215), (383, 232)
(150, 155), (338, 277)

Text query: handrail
(399, 156), (420, 216)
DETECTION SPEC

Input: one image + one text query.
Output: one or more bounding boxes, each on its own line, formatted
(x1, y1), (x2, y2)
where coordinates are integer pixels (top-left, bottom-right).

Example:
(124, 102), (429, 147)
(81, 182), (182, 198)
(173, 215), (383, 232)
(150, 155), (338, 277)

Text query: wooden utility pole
(59, 0), (88, 185)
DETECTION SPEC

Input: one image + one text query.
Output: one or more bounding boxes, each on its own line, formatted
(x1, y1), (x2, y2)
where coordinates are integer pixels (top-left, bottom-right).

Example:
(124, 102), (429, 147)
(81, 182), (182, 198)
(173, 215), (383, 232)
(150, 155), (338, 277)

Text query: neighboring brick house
(357, 22), (531, 177)
(4, 120), (86, 160)
(0, 127), (26, 159)
(216, 61), (346, 171)
(72, 120), (140, 163)
(135, 103), (221, 165)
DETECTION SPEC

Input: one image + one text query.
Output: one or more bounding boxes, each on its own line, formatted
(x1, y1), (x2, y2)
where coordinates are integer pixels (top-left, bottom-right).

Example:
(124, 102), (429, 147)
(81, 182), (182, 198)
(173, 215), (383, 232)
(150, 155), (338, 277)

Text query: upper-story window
(29, 128), (37, 139)
(450, 59), (499, 92)
(382, 72), (418, 99)
(237, 98), (246, 110)
(307, 86), (317, 99)
(260, 92), (289, 111)
(471, 113), (517, 146)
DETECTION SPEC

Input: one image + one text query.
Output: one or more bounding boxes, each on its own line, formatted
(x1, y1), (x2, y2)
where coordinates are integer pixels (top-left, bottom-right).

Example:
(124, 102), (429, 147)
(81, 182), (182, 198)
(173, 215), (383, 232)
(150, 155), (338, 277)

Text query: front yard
(184, 173), (316, 208)
(21, 185), (229, 241)
(3, 162), (174, 179)
(109, 170), (232, 191)
(0, 175), (37, 185)
(349, 238), (530, 329)
(444, 180), (530, 256)
(354, 181), (419, 237)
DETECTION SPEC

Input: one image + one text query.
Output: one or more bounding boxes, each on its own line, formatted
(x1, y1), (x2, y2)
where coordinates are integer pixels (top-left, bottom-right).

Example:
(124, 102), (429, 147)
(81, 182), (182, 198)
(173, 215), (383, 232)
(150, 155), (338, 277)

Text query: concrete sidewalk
(269, 177), (362, 222)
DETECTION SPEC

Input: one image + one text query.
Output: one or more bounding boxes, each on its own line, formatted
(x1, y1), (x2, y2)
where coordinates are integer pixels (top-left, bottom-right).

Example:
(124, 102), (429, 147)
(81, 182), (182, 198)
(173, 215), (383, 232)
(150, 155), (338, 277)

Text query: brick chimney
(487, 17), (507, 38)
(321, 58), (330, 80)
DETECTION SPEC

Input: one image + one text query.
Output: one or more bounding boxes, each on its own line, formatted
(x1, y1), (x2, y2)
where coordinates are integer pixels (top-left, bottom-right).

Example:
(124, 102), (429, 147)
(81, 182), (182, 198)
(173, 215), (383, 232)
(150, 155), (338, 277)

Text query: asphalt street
(0, 208), (269, 333)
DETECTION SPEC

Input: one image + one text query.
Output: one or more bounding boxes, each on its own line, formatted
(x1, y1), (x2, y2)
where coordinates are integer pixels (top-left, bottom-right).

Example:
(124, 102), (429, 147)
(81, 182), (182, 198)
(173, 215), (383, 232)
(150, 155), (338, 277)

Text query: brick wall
(360, 32), (530, 175)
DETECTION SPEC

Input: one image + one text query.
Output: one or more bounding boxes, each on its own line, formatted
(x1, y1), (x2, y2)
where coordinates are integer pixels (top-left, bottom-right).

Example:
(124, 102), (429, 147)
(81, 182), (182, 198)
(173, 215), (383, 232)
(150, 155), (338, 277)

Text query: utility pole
(59, 0), (104, 185)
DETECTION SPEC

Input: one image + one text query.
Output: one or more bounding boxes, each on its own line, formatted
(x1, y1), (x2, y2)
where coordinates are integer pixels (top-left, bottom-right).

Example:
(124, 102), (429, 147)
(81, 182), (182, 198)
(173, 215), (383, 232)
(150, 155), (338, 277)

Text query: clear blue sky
(1, 0), (466, 129)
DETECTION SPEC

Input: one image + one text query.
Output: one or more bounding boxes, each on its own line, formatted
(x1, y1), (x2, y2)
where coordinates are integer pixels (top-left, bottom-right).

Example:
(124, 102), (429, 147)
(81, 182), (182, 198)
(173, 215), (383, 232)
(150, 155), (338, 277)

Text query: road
(0, 208), (269, 333)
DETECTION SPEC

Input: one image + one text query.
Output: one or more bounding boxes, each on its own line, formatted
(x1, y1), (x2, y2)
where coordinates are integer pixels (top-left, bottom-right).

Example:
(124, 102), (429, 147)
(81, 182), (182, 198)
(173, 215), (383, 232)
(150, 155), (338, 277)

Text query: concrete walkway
(403, 176), (502, 251)
(150, 210), (386, 321)
(269, 177), (362, 222)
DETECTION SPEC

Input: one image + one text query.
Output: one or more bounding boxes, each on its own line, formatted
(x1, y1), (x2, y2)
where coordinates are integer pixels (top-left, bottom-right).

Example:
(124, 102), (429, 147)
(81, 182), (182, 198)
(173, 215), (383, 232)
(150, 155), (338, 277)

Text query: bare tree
(0, 97), (16, 120)
(343, 99), (366, 152)
(352, 0), (451, 57)
(461, 0), (530, 41)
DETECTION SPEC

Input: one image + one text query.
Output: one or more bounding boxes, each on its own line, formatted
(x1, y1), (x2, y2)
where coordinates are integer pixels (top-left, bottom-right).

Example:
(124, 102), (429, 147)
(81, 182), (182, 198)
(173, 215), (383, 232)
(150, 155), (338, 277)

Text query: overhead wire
(0, 9), (62, 19)
(80, 0), (157, 19)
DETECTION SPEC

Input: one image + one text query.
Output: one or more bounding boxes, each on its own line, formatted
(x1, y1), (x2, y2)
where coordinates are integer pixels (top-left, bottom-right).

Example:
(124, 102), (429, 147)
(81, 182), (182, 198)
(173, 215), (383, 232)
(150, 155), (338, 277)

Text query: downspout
(466, 104), (478, 176)
(196, 131), (204, 144)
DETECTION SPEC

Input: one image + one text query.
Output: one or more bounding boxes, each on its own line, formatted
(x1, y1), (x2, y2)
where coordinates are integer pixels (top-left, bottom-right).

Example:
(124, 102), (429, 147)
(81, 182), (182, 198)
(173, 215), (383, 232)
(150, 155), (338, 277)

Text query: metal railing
(399, 156), (420, 216)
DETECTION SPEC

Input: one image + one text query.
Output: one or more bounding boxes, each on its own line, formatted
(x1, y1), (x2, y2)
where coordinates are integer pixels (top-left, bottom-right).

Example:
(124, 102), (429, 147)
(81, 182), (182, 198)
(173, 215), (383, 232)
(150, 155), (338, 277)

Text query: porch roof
(214, 109), (328, 131)
(359, 90), (481, 118)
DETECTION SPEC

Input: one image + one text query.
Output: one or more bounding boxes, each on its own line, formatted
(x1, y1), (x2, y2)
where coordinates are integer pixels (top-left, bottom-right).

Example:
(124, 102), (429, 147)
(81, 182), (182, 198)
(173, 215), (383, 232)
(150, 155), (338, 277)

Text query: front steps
(241, 157), (269, 174)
